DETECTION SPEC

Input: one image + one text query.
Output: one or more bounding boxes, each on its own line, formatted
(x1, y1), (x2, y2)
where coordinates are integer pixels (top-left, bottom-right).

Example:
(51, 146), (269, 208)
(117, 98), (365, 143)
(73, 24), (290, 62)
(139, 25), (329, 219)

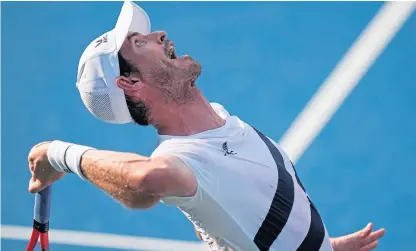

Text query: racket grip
(34, 186), (52, 226)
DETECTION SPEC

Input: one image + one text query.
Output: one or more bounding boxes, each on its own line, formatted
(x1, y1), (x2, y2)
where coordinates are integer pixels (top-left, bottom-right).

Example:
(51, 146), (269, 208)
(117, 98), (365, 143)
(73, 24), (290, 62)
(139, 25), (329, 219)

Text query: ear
(116, 76), (142, 93)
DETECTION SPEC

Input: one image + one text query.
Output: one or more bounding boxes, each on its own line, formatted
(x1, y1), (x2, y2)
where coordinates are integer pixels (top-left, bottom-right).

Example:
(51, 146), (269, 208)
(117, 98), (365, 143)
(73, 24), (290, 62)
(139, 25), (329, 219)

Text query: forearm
(80, 149), (160, 209)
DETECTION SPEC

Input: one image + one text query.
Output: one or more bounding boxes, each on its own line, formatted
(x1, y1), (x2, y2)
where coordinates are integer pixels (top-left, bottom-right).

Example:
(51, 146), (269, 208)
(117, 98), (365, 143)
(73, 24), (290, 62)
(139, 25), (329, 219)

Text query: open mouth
(168, 44), (177, 59)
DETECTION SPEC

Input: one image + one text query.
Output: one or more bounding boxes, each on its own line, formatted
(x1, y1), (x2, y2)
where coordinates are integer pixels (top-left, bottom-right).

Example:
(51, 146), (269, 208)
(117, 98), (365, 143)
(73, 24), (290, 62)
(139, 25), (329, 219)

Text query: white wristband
(47, 141), (73, 173)
(47, 140), (94, 180)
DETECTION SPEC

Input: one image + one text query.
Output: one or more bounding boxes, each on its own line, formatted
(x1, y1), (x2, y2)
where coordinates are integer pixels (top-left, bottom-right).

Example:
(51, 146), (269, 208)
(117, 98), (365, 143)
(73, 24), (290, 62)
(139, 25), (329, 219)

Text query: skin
(28, 31), (385, 251)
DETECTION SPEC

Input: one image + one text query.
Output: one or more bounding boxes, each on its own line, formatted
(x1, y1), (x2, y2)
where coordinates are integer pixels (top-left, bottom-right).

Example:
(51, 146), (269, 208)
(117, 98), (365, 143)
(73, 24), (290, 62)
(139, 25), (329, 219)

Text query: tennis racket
(26, 186), (52, 251)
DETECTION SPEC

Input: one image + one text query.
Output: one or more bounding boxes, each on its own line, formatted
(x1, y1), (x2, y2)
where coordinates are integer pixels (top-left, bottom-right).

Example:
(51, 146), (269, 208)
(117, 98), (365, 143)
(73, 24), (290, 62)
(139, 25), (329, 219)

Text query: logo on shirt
(222, 142), (236, 156)
(95, 35), (108, 48)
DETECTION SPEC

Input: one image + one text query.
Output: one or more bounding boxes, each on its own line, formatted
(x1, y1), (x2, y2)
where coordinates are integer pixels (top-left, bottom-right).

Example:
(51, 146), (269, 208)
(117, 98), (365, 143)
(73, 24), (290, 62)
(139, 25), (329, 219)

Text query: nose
(151, 31), (166, 44)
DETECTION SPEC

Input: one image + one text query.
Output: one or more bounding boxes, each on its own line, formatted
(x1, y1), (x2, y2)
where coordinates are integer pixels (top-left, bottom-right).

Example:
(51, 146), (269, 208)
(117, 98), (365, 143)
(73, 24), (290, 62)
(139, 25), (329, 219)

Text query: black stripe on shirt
(296, 204), (325, 251)
(253, 128), (325, 251)
(253, 128), (295, 251)
(290, 161), (325, 251)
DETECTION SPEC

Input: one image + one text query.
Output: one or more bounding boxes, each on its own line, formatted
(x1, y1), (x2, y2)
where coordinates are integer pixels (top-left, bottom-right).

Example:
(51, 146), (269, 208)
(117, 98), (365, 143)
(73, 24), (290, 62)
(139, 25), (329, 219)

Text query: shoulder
(149, 149), (220, 208)
(152, 137), (219, 168)
(146, 154), (197, 198)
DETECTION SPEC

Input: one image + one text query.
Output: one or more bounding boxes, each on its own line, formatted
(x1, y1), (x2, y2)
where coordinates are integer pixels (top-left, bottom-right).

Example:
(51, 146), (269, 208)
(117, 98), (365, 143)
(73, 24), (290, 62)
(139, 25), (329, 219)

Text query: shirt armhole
(160, 154), (204, 209)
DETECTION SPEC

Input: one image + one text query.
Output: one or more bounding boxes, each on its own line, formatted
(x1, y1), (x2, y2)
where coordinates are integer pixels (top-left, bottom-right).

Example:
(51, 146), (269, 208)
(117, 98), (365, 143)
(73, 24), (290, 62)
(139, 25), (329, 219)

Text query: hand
(331, 223), (385, 251)
(28, 141), (66, 193)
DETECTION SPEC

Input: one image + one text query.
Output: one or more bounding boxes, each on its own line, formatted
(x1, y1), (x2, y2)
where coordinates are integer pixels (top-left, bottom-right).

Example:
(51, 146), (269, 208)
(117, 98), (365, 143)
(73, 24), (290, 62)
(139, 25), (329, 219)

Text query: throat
(153, 95), (225, 136)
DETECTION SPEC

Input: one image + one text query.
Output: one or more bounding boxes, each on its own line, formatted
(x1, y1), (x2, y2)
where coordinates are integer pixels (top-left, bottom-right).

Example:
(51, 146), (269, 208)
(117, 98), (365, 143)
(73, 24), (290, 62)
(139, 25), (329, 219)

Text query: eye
(135, 39), (145, 47)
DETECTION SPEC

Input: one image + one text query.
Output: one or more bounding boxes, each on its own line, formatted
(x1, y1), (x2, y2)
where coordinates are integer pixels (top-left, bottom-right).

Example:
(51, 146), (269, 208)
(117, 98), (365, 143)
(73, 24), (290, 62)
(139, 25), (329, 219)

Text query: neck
(151, 91), (226, 136)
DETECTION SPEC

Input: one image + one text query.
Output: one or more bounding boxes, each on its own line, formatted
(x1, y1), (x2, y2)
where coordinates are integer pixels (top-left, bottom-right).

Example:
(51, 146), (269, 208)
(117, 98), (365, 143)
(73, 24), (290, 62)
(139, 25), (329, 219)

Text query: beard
(179, 59), (202, 86)
(125, 96), (150, 126)
(123, 56), (202, 126)
(143, 59), (202, 104)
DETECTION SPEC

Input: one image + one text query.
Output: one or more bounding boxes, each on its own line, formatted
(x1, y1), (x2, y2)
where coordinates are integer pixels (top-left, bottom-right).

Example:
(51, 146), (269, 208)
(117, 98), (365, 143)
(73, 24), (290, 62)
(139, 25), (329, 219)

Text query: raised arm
(28, 141), (197, 209)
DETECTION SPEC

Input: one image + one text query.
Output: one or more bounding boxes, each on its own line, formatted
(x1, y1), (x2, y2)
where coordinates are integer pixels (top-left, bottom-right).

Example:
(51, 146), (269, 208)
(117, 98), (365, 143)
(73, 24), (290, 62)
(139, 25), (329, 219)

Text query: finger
(363, 228), (386, 245)
(361, 240), (379, 251)
(28, 178), (46, 193)
(359, 223), (373, 239)
(28, 160), (35, 172)
(28, 141), (50, 157)
(28, 178), (39, 193)
(32, 141), (50, 149)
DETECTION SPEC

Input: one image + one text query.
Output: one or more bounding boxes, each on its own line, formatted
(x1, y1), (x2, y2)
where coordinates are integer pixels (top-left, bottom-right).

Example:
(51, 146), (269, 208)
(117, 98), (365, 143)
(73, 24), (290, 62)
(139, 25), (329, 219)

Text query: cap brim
(114, 1), (151, 51)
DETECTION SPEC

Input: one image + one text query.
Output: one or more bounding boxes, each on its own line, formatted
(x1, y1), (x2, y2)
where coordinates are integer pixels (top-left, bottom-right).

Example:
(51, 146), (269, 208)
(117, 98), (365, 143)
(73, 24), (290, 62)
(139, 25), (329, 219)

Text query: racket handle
(34, 186), (52, 225)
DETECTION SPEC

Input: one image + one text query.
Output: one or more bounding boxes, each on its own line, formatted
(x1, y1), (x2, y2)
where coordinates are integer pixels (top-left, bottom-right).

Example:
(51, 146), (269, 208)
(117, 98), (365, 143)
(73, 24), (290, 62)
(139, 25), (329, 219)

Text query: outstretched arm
(28, 141), (197, 209)
(80, 149), (165, 208)
(80, 149), (197, 208)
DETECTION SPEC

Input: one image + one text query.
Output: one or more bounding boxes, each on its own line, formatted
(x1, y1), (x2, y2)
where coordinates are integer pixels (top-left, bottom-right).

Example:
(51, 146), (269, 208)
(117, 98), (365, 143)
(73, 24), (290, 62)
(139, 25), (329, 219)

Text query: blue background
(2, 1), (415, 251)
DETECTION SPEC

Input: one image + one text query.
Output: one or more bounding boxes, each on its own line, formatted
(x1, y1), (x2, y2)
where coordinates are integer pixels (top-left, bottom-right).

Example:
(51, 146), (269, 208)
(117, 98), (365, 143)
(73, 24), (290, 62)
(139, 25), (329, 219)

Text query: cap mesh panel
(80, 92), (116, 121)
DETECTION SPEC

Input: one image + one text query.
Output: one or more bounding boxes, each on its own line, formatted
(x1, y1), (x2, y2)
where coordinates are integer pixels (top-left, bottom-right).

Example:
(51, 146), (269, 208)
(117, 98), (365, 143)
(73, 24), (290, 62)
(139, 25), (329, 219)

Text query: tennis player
(28, 1), (385, 251)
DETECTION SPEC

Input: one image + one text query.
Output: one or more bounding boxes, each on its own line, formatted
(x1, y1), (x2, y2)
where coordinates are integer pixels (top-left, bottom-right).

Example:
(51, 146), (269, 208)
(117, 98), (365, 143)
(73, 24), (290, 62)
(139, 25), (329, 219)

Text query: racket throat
(33, 219), (49, 233)
(40, 232), (50, 251)
(25, 229), (39, 251)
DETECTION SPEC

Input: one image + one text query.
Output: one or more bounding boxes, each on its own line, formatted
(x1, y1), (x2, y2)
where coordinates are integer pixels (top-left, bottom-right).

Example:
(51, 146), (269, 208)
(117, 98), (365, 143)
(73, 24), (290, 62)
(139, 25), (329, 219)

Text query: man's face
(117, 31), (202, 126)
(119, 31), (201, 89)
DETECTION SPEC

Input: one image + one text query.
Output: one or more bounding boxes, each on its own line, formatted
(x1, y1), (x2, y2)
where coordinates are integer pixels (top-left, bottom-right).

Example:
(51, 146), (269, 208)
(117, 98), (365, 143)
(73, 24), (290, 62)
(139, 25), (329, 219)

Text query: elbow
(122, 194), (160, 210)
(121, 158), (168, 209)
(121, 181), (160, 210)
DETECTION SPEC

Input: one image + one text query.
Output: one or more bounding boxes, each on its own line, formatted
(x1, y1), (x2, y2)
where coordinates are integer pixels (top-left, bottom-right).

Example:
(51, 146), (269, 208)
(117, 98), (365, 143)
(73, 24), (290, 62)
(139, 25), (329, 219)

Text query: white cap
(76, 1), (151, 124)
